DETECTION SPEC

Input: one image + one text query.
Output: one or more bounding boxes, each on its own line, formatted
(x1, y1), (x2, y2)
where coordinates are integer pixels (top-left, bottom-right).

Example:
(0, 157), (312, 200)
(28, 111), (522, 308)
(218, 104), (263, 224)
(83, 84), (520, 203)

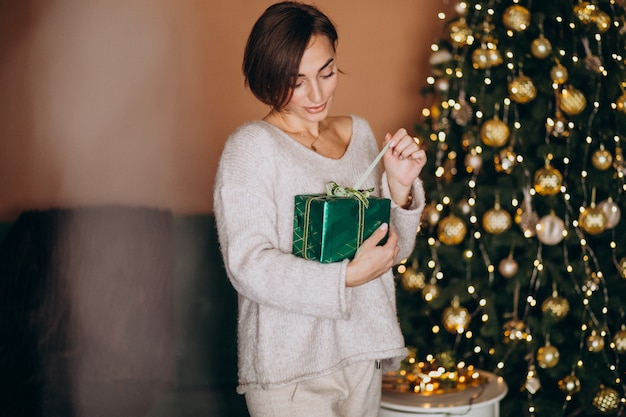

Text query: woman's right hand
(345, 223), (399, 287)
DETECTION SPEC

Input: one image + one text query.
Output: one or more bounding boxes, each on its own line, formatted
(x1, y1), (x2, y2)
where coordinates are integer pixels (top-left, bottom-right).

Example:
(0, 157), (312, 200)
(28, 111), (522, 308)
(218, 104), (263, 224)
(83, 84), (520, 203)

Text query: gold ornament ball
(537, 344), (560, 368)
(471, 47), (502, 69)
(401, 270), (426, 292)
(422, 203), (442, 227)
(542, 295), (570, 321)
(594, 11), (612, 33)
(534, 165), (563, 196)
(546, 113), (570, 138)
(616, 92), (626, 115)
(437, 214), (467, 245)
(503, 319), (528, 343)
(592, 386), (620, 415)
(503, 5), (531, 32)
(558, 374), (581, 395)
(488, 48), (503, 67)
(531, 35), (552, 59)
(598, 199), (621, 229)
(560, 86), (587, 116)
(587, 332), (605, 352)
(579, 205), (607, 235)
(550, 64), (568, 84)
(498, 257), (518, 278)
(447, 19), (473, 46)
(494, 148), (518, 173)
(422, 283), (440, 302)
(482, 208), (512, 234)
(592, 148), (613, 170)
(536, 214), (565, 245)
(480, 118), (510, 147)
(508, 75), (537, 104)
(442, 304), (471, 334)
(618, 257), (626, 279)
(574, 1), (597, 24)
(465, 152), (483, 174)
(613, 327), (626, 354)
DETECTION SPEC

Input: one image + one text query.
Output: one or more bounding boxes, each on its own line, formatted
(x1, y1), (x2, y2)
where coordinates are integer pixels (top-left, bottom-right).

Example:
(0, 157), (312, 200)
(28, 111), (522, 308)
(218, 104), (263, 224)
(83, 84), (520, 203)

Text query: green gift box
(292, 193), (390, 263)
(292, 141), (393, 263)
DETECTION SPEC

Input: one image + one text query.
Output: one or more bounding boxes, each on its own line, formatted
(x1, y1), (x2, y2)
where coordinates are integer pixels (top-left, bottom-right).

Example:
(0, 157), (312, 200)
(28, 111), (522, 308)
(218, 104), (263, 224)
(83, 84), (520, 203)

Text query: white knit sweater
(214, 115), (425, 393)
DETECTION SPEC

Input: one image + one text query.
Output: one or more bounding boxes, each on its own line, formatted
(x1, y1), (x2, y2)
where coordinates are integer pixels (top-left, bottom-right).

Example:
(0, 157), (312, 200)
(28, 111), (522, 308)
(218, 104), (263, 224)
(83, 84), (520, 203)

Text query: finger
(365, 222), (390, 247)
(391, 135), (420, 160)
(383, 227), (398, 247)
(410, 148), (427, 164)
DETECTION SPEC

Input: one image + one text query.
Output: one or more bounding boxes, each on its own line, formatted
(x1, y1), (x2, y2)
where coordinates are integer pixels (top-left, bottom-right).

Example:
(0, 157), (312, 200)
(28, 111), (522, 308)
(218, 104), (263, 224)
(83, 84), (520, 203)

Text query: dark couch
(0, 206), (247, 417)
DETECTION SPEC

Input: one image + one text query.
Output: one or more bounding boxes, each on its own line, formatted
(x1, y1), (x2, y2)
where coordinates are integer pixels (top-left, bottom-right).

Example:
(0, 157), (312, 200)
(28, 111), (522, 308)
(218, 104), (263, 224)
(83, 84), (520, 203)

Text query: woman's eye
(321, 71), (335, 79)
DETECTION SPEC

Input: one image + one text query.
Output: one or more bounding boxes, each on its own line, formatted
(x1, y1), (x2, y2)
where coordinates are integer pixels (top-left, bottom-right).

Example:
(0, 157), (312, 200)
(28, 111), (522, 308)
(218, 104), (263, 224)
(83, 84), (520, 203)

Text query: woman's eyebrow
(298, 58), (335, 76)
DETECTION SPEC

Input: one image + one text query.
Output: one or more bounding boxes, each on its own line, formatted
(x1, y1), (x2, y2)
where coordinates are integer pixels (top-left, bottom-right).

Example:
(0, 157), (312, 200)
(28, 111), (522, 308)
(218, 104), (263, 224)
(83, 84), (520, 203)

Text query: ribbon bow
(326, 182), (373, 207)
(325, 141), (392, 209)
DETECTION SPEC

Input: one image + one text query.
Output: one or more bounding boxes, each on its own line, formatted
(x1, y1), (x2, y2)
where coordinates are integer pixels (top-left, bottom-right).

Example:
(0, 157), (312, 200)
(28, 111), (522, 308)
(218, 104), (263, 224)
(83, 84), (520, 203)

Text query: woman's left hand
(383, 128), (427, 207)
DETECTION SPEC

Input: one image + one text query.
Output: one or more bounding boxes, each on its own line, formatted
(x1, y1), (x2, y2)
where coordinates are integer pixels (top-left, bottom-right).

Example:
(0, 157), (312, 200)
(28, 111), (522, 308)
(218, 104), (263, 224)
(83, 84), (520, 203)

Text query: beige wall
(0, 0), (450, 221)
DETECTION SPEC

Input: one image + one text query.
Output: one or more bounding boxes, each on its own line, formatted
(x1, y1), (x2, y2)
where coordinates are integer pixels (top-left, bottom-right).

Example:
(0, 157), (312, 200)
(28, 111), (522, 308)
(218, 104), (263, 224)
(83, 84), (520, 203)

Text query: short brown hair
(243, 1), (338, 110)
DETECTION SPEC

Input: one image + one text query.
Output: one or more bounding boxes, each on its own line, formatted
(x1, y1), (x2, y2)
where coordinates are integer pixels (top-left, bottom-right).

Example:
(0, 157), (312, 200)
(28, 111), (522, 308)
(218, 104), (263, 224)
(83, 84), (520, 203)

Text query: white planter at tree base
(379, 371), (508, 417)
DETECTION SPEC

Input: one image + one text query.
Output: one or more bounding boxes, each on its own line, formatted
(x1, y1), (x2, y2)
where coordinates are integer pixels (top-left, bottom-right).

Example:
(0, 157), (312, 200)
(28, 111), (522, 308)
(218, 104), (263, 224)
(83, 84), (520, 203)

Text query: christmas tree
(395, 0), (626, 416)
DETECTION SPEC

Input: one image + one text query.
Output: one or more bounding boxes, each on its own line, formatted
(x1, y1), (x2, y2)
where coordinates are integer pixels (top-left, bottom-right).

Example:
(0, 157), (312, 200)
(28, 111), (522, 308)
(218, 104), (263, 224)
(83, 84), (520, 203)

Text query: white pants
(244, 360), (383, 417)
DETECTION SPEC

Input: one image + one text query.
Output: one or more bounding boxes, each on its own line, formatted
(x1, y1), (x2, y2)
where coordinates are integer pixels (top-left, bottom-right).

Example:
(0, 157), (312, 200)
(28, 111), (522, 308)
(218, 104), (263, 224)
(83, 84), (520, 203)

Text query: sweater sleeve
(381, 171), (426, 262)
(214, 125), (353, 320)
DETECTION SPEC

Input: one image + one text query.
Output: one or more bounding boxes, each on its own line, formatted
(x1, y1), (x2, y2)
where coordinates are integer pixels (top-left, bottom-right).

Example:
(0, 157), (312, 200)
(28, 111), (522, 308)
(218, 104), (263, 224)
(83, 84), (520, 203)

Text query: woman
(213, 2), (427, 416)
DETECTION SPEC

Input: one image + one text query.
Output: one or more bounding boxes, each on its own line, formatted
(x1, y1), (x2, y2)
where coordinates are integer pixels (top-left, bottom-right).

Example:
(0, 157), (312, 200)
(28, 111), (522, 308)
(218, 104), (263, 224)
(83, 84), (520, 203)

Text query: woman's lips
(305, 103), (327, 114)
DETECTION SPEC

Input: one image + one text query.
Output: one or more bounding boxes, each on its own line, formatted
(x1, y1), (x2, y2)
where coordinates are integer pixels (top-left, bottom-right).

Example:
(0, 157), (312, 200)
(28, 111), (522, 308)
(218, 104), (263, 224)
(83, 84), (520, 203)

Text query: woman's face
(282, 34), (338, 123)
